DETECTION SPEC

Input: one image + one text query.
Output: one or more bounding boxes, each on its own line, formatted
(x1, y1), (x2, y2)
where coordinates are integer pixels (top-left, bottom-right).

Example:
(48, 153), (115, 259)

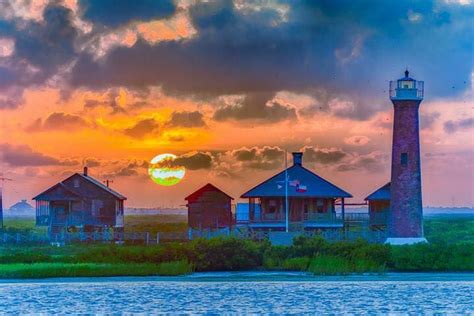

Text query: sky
(0, 0), (473, 208)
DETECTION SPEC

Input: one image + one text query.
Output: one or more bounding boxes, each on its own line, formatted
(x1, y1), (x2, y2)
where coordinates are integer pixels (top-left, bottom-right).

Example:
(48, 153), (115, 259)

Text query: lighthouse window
(400, 80), (414, 89)
(401, 153), (408, 166)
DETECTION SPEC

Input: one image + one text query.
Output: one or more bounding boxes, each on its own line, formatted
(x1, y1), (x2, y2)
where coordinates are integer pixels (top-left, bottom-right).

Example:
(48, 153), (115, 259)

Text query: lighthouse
(386, 70), (427, 245)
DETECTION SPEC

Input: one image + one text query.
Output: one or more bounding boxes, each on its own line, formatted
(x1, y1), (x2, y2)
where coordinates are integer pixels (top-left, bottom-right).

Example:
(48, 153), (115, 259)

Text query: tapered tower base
(385, 237), (427, 245)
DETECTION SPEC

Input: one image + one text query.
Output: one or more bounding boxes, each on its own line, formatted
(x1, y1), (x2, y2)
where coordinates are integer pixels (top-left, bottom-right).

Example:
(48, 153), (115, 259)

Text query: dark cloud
(80, 0), (176, 28)
(232, 146), (284, 170)
(213, 93), (297, 123)
(444, 117), (474, 133)
(166, 111), (207, 128)
(123, 118), (160, 139)
(173, 152), (213, 170)
(83, 90), (126, 114)
(104, 160), (148, 178)
(0, 3), (78, 107)
(0, 143), (76, 167)
(26, 112), (91, 131)
(68, 0), (472, 121)
(302, 146), (347, 164)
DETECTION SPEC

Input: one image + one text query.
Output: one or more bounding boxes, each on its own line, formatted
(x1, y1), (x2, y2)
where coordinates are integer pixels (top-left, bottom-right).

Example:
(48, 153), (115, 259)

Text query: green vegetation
(0, 261), (191, 279)
(424, 218), (474, 244)
(0, 216), (472, 278)
(124, 214), (187, 235)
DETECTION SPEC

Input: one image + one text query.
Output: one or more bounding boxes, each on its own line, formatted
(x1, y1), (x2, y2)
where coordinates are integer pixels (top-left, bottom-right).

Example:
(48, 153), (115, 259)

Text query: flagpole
(285, 150), (289, 233)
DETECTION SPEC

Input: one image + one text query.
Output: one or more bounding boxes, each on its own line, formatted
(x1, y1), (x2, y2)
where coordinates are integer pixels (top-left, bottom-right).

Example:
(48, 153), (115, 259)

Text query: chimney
(292, 152), (303, 166)
(83, 166), (88, 176)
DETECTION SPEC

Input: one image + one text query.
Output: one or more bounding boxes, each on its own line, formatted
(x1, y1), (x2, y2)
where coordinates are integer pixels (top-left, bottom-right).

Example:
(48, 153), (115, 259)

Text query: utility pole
(285, 150), (289, 233)
(0, 175), (13, 229)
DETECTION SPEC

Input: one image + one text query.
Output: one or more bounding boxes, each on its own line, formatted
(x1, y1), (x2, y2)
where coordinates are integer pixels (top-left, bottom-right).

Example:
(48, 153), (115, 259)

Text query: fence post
(156, 232), (160, 244)
(145, 232), (149, 245)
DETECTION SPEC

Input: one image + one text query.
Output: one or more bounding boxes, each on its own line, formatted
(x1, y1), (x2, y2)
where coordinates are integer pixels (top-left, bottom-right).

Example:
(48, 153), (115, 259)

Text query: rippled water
(0, 273), (473, 314)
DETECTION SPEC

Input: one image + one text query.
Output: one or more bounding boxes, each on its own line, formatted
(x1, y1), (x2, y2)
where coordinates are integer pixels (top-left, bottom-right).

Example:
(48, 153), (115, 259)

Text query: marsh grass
(0, 261), (192, 279)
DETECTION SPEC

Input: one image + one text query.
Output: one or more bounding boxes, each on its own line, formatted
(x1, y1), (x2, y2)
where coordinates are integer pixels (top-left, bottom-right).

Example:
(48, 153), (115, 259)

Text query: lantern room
(389, 70), (424, 101)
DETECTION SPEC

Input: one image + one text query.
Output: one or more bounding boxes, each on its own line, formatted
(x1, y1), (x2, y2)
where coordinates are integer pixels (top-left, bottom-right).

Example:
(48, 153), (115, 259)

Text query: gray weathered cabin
(33, 167), (126, 236)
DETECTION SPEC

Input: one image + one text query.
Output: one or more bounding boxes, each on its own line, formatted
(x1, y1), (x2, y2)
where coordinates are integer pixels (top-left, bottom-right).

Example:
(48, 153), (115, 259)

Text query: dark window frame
(401, 152), (408, 166)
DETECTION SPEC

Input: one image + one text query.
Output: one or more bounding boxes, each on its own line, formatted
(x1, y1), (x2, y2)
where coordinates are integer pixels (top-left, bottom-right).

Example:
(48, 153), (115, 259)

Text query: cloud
(336, 151), (388, 172)
(173, 152), (213, 170)
(67, 0), (472, 117)
(123, 118), (160, 138)
(301, 146), (347, 164)
(80, 0), (176, 28)
(213, 93), (297, 123)
(166, 111), (206, 128)
(420, 111), (441, 130)
(83, 157), (101, 168)
(0, 143), (77, 167)
(344, 135), (370, 146)
(26, 112), (91, 131)
(232, 146), (284, 170)
(444, 117), (474, 133)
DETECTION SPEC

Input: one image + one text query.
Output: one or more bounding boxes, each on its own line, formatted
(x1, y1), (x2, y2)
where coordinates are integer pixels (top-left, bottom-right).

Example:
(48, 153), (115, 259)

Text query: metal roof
(365, 182), (391, 201)
(241, 165), (352, 198)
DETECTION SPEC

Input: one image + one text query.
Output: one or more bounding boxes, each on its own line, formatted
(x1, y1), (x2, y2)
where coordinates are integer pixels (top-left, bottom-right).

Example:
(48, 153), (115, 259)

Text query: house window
(73, 179), (80, 188)
(91, 199), (103, 217)
(401, 153), (408, 166)
(268, 199), (277, 213)
(316, 199), (324, 213)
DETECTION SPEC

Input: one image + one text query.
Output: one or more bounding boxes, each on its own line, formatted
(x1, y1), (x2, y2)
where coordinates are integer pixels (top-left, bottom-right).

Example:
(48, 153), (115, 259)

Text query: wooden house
(185, 183), (233, 230)
(33, 167), (126, 236)
(240, 152), (352, 230)
(365, 182), (390, 229)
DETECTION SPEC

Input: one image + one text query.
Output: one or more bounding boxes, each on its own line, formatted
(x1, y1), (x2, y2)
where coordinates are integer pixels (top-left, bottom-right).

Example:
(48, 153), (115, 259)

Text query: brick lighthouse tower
(386, 70), (427, 245)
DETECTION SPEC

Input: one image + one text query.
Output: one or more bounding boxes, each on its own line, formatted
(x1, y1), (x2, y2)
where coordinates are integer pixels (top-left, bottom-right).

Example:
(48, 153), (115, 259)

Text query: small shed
(365, 182), (390, 228)
(33, 167), (126, 236)
(185, 183), (233, 230)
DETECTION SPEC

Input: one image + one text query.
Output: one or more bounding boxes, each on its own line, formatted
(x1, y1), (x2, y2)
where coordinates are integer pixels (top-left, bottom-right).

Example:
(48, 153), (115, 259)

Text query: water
(0, 273), (473, 314)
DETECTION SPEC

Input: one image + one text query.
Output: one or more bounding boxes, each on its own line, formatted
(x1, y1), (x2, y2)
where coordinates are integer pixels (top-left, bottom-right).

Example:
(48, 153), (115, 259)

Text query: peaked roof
(241, 165), (352, 198)
(365, 182), (391, 201)
(33, 182), (82, 201)
(185, 183), (234, 201)
(75, 173), (126, 200)
(9, 200), (34, 211)
(33, 172), (126, 201)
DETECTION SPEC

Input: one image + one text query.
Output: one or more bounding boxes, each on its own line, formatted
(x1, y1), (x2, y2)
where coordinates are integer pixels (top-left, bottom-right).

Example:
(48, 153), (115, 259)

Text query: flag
(296, 184), (307, 192)
(289, 179), (300, 187)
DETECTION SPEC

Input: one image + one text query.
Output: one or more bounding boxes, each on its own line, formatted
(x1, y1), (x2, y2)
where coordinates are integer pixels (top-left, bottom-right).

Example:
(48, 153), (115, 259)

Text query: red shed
(185, 183), (233, 230)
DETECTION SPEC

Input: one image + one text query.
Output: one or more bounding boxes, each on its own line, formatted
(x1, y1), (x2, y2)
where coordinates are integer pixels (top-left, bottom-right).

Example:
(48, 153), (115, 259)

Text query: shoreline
(0, 270), (474, 286)
(1, 271), (474, 283)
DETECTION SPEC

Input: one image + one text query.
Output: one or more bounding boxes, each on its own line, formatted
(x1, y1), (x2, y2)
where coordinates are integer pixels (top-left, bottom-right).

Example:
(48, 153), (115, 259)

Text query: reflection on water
(0, 273), (473, 314)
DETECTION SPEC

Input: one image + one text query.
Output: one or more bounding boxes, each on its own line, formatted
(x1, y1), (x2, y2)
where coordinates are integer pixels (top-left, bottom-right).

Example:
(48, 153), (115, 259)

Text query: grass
(0, 261), (192, 279)
(0, 216), (472, 278)
(124, 214), (187, 235)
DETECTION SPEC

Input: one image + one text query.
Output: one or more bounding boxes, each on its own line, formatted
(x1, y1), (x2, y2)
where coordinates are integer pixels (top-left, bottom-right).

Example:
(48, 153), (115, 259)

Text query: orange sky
(0, 0), (472, 208)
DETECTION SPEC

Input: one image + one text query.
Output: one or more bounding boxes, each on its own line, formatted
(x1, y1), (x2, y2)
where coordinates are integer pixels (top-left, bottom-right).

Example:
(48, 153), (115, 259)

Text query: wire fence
(0, 226), (387, 246)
